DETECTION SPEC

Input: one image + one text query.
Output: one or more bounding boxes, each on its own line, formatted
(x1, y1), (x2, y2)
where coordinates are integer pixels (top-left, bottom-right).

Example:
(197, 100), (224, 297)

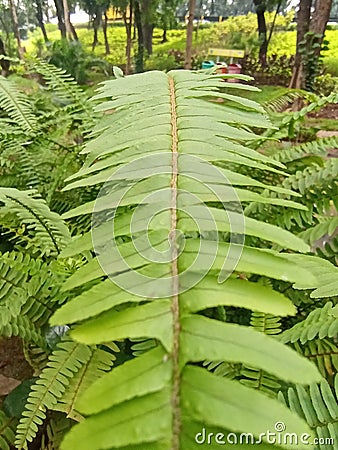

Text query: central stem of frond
(169, 75), (180, 450)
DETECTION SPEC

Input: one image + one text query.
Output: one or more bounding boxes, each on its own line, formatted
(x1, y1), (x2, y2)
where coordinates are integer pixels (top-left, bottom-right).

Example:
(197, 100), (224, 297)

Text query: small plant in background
(46, 39), (111, 85)
(242, 54), (294, 86)
(313, 73), (338, 96)
(145, 49), (205, 71)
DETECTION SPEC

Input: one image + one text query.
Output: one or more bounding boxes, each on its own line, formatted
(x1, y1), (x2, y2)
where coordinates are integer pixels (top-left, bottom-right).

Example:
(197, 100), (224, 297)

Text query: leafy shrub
(313, 73), (338, 96)
(145, 49), (205, 71)
(144, 53), (179, 71)
(46, 39), (111, 84)
(47, 40), (89, 84)
(242, 54), (294, 86)
(323, 56), (338, 76)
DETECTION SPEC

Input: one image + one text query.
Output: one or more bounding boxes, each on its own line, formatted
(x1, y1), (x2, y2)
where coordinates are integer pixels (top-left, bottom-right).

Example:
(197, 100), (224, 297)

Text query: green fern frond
(0, 188), (71, 256)
(0, 251), (30, 325)
(0, 76), (37, 133)
(249, 311), (282, 335)
(130, 338), (158, 356)
(264, 89), (307, 113)
(239, 366), (281, 395)
(266, 92), (338, 140)
(279, 292), (338, 377)
(23, 343), (50, 376)
(203, 360), (241, 379)
(281, 302), (338, 345)
(50, 70), (330, 449)
(31, 61), (94, 123)
(280, 375), (338, 449)
(54, 346), (116, 421)
(292, 339), (338, 379)
(0, 314), (45, 348)
(239, 312), (282, 396)
(0, 250), (63, 333)
(0, 409), (17, 450)
(40, 414), (72, 450)
(206, 312), (283, 394)
(15, 339), (92, 450)
(248, 158), (338, 232)
(270, 136), (338, 164)
(299, 217), (338, 261)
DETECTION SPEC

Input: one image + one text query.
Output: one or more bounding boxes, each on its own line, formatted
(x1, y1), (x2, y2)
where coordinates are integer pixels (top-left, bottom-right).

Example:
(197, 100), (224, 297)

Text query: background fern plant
(44, 69), (338, 450)
(0, 65), (114, 450)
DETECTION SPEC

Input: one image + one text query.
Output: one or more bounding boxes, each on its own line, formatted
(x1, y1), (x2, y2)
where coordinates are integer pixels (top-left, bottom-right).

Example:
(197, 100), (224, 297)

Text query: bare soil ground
(308, 103), (338, 120)
(0, 337), (33, 404)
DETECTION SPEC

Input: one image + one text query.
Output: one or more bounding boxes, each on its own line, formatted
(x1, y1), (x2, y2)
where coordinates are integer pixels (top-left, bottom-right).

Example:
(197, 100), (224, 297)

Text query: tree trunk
(123, 0), (133, 74)
(310, 0), (333, 56)
(266, 0), (282, 50)
(9, 0), (24, 59)
(44, 1), (50, 23)
(0, 38), (10, 76)
(36, 0), (49, 42)
(140, 0), (154, 55)
(134, 1), (144, 72)
(253, 0), (267, 67)
(289, 0), (312, 89)
(54, 0), (66, 38)
(92, 7), (101, 51)
(142, 23), (154, 54)
(161, 27), (167, 43)
(102, 12), (110, 55)
(210, 0), (215, 15)
(184, 0), (196, 69)
(0, 15), (12, 54)
(62, 0), (73, 39)
(70, 21), (79, 40)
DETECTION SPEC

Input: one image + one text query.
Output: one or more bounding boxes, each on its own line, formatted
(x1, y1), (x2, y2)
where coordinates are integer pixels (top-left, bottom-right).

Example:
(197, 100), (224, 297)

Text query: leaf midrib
(169, 75), (180, 450)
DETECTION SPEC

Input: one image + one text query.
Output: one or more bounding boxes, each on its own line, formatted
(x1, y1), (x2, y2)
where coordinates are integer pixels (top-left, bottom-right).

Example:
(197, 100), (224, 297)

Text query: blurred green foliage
(23, 12), (338, 81)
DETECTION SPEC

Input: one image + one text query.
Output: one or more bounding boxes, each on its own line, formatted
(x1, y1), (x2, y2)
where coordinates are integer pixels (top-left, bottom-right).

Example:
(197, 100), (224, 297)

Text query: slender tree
(158, 0), (180, 43)
(184, 0), (196, 69)
(54, 0), (66, 38)
(80, 0), (110, 53)
(253, 0), (268, 66)
(102, 9), (110, 54)
(310, 0), (333, 55)
(122, 0), (133, 73)
(289, 0), (312, 89)
(62, 0), (73, 38)
(140, 0), (155, 55)
(290, 0), (333, 90)
(266, 0), (283, 53)
(0, 38), (10, 76)
(92, 4), (102, 51)
(134, 0), (144, 72)
(9, 0), (24, 59)
(34, 0), (49, 42)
